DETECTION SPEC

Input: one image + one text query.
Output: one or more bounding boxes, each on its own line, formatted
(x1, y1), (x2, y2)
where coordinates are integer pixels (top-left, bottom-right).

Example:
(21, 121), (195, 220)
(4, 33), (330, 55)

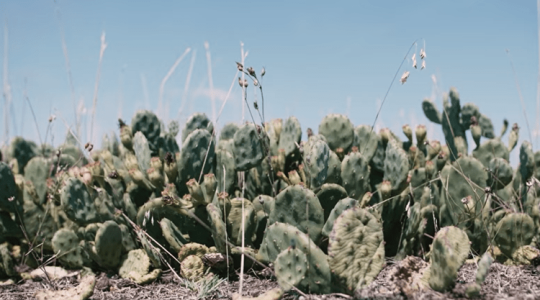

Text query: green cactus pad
(341, 151), (370, 200)
(424, 226), (470, 292)
(383, 139), (409, 192)
(215, 150), (236, 194)
(0, 162), (21, 213)
(421, 99), (442, 124)
(321, 197), (357, 237)
(227, 198), (256, 246)
(274, 246), (308, 292)
(233, 122), (269, 171)
(8, 136), (39, 172)
(487, 158), (513, 190)
(318, 114), (355, 153)
(316, 183), (348, 222)
(178, 129), (215, 189)
(219, 122), (239, 141)
(182, 112), (214, 142)
(257, 222), (331, 294)
(278, 116), (302, 157)
(131, 110), (161, 148)
(328, 207), (385, 293)
(304, 139), (329, 189)
(159, 218), (189, 253)
(472, 139), (509, 168)
(206, 203), (228, 254)
(354, 125), (379, 161)
(23, 156), (50, 205)
(494, 213), (535, 258)
(61, 177), (100, 226)
(92, 220), (123, 269)
(52, 228), (84, 269)
(268, 184), (324, 243)
(133, 131), (152, 173)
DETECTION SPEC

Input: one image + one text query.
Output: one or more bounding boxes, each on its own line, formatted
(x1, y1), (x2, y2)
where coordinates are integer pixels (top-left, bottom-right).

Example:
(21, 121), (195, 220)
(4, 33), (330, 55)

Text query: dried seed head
(412, 53), (417, 69)
(253, 101), (259, 110)
(247, 66), (256, 77)
(400, 71), (410, 84)
(421, 60), (426, 70)
(253, 79), (259, 86)
(48, 115), (56, 122)
(420, 48), (426, 59)
(261, 67), (266, 77)
(236, 62), (244, 72)
(118, 119), (127, 128)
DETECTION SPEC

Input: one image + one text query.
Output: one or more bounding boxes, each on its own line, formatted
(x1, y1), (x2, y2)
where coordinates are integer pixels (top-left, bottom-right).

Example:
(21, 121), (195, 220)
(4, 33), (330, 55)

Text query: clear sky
(1, 0), (538, 165)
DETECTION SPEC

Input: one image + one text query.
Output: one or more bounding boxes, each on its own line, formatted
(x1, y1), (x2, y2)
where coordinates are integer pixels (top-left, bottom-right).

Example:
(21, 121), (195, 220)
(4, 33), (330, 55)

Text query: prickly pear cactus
(181, 254), (207, 281)
(316, 183), (348, 222)
(0, 162), (21, 213)
(206, 203), (228, 254)
(494, 213), (535, 258)
(119, 249), (161, 284)
(487, 157), (513, 190)
(340, 151), (370, 200)
(219, 122), (239, 141)
(233, 122), (269, 171)
(328, 207), (385, 293)
(61, 177), (100, 226)
(354, 125), (379, 161)
(131, 110), (161, 152)
(133, 131), (152, 173)
(318, 114), (355, 153)
(465, 252), (494, 297)
(52, 228), (84, 269)
(424, 226), (470, 292)
(91, 220), (123, 269)
(182, 112), (214, 142)
(23, 156), (50, 204)
(257, 222), (331, 294)
(268, 184), (325, 243)
(383, 139), (409, 192)
(304, 139), (329, 189)
(227, 198), (256, 246)
(472, 139), (509, 168)
(159, 218), (189, 253)
(215, 150), (236, 194)
(278, 116), (302, 158)
(8, 136), (39, 172)
(177, 129), (215, 192)
(274, 246), (307, 292)
(321, 197), (357, 237)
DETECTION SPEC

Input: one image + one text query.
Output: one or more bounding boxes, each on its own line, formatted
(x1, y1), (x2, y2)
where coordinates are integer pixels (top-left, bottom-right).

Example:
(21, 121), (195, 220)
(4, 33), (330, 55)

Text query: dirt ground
(1, 261), (540, 300)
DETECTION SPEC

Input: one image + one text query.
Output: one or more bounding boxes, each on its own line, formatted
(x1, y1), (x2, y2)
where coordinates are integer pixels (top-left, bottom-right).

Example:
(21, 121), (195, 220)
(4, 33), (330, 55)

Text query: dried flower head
(253, 101), (259, 110)
(420, 48), (426, 59)
(400, 71), (410, 84)
(236, 62), (244, 72)
(118, 119), (127, 128)
(412, 53), (417, 69)
(48, 115), (56, 122)
(421, 60), (426, 70)
(261, 67), (266, 77)
(247, 67), (256, 77)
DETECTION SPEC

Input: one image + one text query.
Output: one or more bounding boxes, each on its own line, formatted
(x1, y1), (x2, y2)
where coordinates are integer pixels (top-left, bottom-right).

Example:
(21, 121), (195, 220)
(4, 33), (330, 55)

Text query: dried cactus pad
(180, 254), (206, 281)
(328, 207), (385, 293)
(35, 274), (96, 300)
(119, 249), (161, 284)
(274, 247), (308, 292)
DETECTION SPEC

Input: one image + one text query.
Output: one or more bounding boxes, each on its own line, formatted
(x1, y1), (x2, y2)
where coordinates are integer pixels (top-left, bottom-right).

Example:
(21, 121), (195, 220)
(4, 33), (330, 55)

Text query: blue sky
(1, 0), (538, 164)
